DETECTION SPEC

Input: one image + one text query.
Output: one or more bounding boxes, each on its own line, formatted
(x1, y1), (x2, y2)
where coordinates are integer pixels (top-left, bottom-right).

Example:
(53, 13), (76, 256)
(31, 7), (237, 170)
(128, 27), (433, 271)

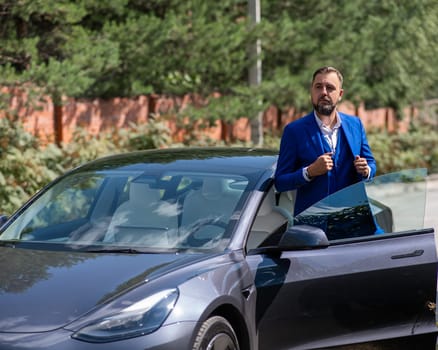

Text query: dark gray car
(0, 148), (436, 349)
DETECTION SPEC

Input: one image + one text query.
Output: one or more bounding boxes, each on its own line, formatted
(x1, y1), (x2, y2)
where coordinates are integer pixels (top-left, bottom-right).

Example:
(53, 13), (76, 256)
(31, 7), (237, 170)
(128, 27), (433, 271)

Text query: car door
(246, 169), (437, 349)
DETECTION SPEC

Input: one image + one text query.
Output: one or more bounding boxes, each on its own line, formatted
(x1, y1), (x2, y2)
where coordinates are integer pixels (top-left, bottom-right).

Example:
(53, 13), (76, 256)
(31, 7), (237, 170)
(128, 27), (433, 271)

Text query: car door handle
(391, 249), (424, 259)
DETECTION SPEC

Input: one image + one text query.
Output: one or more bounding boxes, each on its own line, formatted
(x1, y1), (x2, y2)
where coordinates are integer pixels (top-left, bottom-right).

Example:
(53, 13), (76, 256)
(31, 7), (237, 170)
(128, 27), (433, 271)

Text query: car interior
(105, 181), (178, 245)
(180, 177), (242, 247)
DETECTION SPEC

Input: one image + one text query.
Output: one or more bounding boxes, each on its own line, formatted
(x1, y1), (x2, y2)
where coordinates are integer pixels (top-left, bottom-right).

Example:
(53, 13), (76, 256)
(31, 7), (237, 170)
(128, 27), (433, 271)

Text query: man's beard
(313, 99), (336, 116)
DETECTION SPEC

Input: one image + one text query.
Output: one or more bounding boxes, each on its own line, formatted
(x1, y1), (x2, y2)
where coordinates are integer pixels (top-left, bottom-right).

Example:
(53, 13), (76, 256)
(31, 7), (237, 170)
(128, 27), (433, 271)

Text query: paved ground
(365, 173), (438, 233)
(425, 174), (438, 230)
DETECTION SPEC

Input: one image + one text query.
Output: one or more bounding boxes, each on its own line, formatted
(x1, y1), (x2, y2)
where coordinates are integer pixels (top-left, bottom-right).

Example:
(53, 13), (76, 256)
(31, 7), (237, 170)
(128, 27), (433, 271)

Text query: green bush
(0, 116), (62, 214)
(368, 125), (438, 175)
(0, 118), (173, 214)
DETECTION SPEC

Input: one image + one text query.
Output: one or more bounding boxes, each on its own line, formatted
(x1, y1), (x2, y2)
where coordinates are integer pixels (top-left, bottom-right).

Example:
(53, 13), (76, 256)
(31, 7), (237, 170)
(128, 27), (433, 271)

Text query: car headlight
(72, 289), (179, 343)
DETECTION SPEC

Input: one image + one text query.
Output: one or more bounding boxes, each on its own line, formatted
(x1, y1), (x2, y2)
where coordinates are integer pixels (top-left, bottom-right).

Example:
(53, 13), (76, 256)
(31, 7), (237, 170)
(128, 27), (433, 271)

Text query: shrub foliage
(0, 117), (173, 214)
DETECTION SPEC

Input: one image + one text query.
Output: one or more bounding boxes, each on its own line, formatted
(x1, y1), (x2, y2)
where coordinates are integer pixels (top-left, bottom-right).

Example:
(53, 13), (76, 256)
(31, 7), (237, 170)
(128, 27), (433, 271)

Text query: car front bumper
(0, 321), (198, 349)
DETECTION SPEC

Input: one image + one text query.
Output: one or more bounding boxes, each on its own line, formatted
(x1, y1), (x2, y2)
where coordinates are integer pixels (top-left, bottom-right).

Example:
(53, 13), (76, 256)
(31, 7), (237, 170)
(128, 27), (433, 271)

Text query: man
(274, 66), (376, 216)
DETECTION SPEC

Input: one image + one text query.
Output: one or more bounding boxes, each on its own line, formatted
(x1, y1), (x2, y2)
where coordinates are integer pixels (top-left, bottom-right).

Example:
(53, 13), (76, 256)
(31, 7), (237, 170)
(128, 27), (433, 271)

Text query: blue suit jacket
(274, 111), (376, 215)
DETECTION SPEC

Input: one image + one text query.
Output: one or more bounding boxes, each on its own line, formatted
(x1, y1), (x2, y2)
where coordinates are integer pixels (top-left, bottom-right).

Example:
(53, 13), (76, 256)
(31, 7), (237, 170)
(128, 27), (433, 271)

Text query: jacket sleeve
(274, 124), (308, 192)
(358, 118), (377, 179)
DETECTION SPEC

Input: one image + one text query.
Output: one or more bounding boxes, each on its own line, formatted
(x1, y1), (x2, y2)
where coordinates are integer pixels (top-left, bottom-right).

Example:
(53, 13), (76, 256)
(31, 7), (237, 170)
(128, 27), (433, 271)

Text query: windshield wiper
(86, 247), (145, 254)
(85, 246), (180, 254)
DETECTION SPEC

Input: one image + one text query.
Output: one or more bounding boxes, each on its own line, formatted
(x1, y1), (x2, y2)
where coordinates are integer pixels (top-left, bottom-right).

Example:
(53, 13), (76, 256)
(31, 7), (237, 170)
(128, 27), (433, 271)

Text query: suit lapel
(339, 114), (359, 156)
(302, 113), (325, 154)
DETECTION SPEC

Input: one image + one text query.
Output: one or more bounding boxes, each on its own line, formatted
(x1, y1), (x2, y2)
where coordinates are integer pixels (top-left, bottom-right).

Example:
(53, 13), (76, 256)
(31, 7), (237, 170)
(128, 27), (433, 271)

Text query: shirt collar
(313, 111), (341, 130)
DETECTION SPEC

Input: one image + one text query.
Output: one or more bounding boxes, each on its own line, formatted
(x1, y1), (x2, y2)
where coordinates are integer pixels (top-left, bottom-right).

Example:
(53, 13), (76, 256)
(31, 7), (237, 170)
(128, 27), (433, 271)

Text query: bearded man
(274, 66), (377, 215)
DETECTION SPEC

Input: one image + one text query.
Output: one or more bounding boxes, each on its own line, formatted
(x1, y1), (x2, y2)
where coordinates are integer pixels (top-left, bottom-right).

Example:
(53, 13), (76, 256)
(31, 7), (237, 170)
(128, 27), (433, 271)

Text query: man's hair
(312, 66), (343, 87)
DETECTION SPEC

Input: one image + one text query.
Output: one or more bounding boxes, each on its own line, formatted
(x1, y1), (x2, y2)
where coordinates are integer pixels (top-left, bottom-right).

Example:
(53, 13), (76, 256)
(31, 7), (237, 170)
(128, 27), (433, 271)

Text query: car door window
(365, 168), (427, 233)
(247, 186), (291, 251)
(294, 168), (428, 240)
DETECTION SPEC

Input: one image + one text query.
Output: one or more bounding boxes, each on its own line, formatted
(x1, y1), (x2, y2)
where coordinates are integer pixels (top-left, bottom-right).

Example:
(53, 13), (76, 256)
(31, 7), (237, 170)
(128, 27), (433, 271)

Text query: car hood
(0, 246), (207, 332)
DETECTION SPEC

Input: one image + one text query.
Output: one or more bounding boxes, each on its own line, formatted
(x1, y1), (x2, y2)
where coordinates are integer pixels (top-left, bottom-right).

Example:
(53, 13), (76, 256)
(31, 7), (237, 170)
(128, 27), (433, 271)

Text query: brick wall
(3, 90), (419, 145)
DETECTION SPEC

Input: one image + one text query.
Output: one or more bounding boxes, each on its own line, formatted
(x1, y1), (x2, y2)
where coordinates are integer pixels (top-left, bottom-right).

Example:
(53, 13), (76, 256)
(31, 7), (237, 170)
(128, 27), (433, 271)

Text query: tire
(192, 316), (240, 350)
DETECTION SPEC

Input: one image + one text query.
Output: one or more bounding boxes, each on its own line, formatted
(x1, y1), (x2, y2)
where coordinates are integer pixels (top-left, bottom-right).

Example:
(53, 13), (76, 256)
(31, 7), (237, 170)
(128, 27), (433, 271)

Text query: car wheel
(192, 316), (239, 350)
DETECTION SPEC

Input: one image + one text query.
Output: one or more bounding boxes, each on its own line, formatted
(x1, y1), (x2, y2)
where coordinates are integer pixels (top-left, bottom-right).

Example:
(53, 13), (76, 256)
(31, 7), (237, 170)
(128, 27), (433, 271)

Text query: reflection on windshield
(294, 169), (427, 240)
(0, 170), (251, 252)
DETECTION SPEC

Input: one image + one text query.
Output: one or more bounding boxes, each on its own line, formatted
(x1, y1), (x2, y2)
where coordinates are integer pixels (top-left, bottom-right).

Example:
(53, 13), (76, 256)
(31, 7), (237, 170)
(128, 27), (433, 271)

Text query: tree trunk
(54, 103), (63, 146)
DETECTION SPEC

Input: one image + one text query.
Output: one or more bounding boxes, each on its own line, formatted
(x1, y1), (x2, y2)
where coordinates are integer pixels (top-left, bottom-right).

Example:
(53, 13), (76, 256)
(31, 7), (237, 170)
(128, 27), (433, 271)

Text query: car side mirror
(249, 225), (329, 255)
(278, 225), (329, 250)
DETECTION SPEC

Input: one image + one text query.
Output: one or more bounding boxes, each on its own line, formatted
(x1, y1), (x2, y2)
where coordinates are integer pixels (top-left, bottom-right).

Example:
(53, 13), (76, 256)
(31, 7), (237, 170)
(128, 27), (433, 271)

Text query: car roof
(72, 147), (279, 176)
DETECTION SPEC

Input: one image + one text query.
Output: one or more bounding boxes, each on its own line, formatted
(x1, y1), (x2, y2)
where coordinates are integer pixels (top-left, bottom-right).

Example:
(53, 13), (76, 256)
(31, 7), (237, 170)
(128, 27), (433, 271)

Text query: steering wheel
(182, 218), (228, 248)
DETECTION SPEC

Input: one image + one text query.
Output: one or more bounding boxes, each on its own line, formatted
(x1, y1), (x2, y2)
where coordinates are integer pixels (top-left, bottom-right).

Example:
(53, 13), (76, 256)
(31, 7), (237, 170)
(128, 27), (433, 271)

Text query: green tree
(0, 0), (121, 143)
(1, 0), (438, 144)
(261, 0), (438, 115)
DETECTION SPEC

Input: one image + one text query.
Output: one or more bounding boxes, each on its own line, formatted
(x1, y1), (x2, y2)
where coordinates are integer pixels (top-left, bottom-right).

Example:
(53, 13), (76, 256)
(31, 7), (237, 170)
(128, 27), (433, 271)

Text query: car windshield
(0, 168), (254, 252)
(294, 169), (428, 240)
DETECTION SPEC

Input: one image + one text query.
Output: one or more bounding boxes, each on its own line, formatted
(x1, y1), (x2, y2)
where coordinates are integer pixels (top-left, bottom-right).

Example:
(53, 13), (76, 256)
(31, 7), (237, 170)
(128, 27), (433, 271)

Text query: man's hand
(354, 155), (369, 177)
(308, 152), (334, 177)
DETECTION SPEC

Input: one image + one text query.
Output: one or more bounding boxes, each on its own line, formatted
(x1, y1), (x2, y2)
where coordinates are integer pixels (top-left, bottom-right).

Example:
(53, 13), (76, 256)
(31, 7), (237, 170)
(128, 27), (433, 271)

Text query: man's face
(311, 72), (344, 116)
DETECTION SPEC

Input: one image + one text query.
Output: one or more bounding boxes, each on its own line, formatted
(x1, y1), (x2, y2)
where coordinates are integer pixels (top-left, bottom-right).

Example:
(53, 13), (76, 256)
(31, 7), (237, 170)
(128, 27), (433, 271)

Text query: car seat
(105, 181), (178, 245)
